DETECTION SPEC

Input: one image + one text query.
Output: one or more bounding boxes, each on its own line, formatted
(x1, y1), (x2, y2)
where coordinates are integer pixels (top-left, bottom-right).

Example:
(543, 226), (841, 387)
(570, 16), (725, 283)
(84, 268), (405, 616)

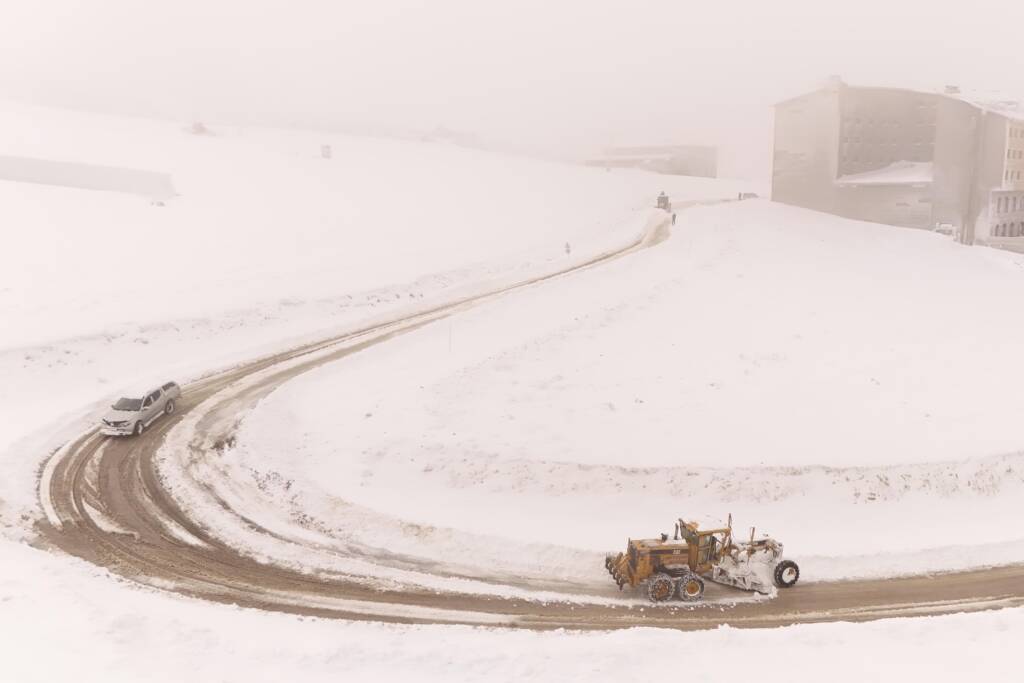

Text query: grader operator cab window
(698, 536), (717, 565)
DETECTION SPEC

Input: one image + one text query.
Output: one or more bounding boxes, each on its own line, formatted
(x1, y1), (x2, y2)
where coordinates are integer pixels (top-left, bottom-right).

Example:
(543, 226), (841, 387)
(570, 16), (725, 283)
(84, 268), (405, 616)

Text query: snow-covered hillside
(214, 200), (1024, 587)
(0, 102), (735, 350)
(3, 101), (1023, 683)
(0, 102), (744, 537)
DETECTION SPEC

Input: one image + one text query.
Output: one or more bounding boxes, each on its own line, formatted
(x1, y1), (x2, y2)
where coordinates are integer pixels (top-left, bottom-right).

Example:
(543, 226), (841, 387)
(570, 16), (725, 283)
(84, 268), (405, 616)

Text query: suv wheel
(165, 399), (175, 415)
(134, 420), (145, 436)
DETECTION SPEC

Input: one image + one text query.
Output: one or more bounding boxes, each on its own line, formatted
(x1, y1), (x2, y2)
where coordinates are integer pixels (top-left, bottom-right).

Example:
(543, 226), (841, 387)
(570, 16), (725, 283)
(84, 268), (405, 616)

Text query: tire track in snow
(36, 201), (1024, 628)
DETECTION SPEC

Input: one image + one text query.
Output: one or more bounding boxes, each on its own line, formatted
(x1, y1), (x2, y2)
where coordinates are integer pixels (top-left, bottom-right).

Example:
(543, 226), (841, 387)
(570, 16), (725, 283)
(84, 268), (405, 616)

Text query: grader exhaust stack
(605, 515), (800, 602)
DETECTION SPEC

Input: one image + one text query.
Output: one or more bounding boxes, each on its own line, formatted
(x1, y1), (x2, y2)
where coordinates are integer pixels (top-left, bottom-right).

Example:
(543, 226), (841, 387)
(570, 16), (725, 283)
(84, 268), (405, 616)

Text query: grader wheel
(774, 560), (800, 588)
(646, 574), (675, 602)
(677, 574), (706, 601)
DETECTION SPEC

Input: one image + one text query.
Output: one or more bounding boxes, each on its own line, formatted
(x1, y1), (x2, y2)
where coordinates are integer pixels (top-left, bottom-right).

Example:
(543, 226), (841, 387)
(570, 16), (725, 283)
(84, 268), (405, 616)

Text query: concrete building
(586, 145), (717, 178)
(772, 78), (1024, 247)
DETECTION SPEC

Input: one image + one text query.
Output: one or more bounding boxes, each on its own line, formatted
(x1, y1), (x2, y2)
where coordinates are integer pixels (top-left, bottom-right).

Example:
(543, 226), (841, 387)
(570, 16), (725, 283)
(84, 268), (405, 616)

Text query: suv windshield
(113, 397), (143, 411)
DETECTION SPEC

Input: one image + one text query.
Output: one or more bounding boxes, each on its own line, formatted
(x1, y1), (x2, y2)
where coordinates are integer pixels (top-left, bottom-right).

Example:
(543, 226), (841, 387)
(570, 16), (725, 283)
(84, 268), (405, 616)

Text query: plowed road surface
(37, 208), (1024, 629)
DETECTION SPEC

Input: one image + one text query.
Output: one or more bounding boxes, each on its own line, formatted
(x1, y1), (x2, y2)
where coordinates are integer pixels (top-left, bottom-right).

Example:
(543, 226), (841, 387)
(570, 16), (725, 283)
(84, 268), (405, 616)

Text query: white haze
(1, 0), (1022, 181)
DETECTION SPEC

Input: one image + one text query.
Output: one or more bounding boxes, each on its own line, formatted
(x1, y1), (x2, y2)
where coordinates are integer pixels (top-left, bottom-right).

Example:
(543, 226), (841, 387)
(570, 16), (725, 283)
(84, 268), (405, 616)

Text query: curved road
(38, 208), (1024, 629)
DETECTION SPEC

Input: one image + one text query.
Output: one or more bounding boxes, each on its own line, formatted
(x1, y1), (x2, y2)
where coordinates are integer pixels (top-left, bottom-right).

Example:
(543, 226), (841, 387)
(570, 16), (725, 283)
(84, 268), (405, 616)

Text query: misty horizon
(3, 0), (1023, 182)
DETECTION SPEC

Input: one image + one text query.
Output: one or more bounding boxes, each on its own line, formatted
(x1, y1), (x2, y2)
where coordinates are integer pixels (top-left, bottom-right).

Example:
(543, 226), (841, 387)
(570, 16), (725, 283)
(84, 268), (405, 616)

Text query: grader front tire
(646, 574), (675, 602)
(774, 560), (800, 588)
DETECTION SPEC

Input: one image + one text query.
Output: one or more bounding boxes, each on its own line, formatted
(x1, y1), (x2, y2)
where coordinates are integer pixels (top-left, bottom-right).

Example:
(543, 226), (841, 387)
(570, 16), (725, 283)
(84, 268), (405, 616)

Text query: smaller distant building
(0, 155), (175, 201)
(586, 145), (718, 178)
(422, 126), (484, 149)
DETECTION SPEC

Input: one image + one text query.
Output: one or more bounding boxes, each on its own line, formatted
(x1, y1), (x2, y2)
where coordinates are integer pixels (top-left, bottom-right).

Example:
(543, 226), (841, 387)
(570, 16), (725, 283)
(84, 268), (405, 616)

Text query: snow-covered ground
(210, 200), (1024, 590)
(0, 102), (742, 539)
(2, 540), (1020, 683)
(0, 101), (733, 351)
(5, 101), (1024, 681)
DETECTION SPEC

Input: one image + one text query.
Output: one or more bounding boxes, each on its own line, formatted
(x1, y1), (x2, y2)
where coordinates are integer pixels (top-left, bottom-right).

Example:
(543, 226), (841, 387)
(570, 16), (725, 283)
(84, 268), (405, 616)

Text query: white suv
(100, 381), (181, 436)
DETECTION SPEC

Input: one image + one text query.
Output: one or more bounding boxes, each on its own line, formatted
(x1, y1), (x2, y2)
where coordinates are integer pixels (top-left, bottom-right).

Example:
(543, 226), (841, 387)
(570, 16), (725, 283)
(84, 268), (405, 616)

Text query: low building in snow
(586, 145), (718, 178)
(772, 78), (1024, 246)
(0, 155), (175, 201)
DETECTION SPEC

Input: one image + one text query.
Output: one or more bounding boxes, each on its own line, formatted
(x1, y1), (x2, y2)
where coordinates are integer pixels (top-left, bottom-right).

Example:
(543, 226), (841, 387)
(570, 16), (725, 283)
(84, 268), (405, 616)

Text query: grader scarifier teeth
(606, 553), (628, 589)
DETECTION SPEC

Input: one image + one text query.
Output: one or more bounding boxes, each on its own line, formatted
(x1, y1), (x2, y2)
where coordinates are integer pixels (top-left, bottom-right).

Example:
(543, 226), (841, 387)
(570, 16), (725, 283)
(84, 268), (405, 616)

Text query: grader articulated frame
(605, 515), (800, 602)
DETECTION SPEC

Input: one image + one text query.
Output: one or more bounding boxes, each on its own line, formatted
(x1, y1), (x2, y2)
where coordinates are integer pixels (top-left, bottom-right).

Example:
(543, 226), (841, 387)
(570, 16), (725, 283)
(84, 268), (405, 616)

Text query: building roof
(836, 161), (934, 187)
(597, 151), (679, 162)
(776, 79), (1024, 123)
(951, 94), (1024, 123)
(586, 144), (718, 166)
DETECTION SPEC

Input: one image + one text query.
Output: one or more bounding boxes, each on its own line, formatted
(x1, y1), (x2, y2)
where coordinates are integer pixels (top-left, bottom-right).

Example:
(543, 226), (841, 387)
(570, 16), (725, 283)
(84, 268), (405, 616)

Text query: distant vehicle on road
(100, 381), (181, 436)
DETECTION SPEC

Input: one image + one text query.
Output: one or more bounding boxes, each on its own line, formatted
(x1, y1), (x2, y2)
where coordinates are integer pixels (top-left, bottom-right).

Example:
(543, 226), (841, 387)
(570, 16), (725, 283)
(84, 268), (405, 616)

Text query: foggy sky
(2, 0), (1022, 180)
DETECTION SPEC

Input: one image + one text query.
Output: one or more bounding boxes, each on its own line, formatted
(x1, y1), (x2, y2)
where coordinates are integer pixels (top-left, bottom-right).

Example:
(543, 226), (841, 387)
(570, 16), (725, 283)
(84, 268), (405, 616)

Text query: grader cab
(605, 516), (800, 602)
(656, 191), (672, 212)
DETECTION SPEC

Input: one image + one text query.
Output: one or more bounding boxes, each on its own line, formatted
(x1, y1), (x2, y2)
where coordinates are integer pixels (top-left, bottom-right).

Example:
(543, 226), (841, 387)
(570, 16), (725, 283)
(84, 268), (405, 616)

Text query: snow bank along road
(37, 205), (1024, 630)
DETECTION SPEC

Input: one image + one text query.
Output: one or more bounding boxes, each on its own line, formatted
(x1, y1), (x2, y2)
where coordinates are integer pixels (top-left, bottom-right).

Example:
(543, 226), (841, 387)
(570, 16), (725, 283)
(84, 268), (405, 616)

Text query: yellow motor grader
(604, 516), (800, 602)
